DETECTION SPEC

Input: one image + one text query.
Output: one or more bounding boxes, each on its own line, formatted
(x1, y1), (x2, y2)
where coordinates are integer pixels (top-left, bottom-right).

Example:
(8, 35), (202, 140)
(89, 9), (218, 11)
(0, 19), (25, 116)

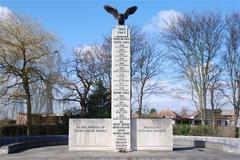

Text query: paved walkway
(0, 145), (239, 160)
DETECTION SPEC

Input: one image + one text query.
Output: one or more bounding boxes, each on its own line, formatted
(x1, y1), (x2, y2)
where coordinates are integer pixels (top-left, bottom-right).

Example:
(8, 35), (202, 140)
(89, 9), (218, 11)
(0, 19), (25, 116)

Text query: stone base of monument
(69, 119), (112, 151)
(131, 119), (173, 151)
(69, 119), (173, 151)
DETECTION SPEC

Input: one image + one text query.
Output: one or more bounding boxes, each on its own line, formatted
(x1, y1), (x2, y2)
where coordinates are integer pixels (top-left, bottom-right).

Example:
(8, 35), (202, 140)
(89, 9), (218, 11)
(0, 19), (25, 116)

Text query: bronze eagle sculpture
(104, 5), (137, 25)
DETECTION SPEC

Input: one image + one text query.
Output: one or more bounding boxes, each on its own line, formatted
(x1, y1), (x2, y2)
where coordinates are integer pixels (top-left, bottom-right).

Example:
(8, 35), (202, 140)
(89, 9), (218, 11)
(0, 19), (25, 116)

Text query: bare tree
(207, 65), (224, 126)
(134, 42), (165, 117)
(179, 106), (189, 117)
(31, 51), (61, 114)
(162, 11), (224, 125)
(0, 15), (58, 135)
(95, 44), (111, 92)
(59, 45), (100, 116)
(224, 12), (240, 137)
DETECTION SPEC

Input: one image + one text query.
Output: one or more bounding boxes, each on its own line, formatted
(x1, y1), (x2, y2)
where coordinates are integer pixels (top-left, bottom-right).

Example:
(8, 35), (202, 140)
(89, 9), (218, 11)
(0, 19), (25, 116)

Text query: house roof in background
(158, 108), (180, 118)
(220, 109), (240, 116)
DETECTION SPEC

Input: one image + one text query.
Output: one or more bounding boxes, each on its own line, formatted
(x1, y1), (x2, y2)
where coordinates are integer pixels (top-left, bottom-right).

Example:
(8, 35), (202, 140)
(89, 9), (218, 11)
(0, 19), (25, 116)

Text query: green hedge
(189, 125), (220, 136)
(0, 124), (68, 137)
(0, 120), (16, 127)
(31, 114), (59, 125)
(174, 124), (220, 137)
(173, 124), (191, 135)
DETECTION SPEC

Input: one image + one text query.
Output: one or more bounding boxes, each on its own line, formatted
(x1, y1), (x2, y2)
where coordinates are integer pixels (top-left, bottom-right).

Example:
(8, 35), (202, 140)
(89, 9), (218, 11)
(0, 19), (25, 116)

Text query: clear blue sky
(0, 0), (239, 111)
(1, 0), (239, 58)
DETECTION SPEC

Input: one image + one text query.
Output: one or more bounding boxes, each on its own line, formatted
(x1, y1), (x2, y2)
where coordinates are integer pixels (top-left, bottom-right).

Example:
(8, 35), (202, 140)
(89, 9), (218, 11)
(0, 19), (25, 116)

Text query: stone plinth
(69, 119), (112, 151)
(132, 119), (173, 151)
(69, 118), (173, 151)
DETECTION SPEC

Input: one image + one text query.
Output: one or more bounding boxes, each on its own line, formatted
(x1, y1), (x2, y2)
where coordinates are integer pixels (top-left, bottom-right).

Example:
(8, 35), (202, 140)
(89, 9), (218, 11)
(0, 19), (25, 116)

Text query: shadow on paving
(173, 146), (194, 151)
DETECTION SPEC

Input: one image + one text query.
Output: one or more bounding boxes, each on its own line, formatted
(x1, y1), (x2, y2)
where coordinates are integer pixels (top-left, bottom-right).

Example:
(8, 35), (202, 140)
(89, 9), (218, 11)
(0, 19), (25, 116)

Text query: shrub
(60, 107), (82, 127)
(189, 125), (220, 136)
(173, 124), (191, 135)
(174, 124), (222, 137)
(31, 114), (59, 125)
(0, 125), (26, 136)
(217, 126), (235, 137)
(0, 120), (16, 127)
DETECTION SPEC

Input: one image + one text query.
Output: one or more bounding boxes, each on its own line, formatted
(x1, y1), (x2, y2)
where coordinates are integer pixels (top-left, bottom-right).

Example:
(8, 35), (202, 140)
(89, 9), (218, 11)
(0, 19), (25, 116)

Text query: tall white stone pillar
(111, 25), (131, 151)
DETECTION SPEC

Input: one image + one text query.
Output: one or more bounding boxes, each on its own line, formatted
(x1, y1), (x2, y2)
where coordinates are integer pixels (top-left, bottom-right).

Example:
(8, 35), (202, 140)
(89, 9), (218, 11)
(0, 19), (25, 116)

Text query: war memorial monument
(68, 5), (173, 152)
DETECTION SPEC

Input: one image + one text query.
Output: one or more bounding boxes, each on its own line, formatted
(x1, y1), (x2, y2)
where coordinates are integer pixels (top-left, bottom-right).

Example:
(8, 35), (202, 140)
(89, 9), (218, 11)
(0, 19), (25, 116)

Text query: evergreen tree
(87, 80), (111, 118)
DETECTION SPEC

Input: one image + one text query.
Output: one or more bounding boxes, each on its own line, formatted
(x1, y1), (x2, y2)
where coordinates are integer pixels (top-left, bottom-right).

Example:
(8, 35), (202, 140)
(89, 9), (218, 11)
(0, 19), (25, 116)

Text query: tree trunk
(46, 81), (53, 115)
(200, 109), (206, 125)
(210, 87), (216, 126)
(203, 90), (207, 125)
(199, 93), (206, 125)
(138, 97), (142, 118)
(138, 85), (144, 118)
(23, 76), (32, 136)
(236, 81), (240, 138)
(80, 101), (87, 117)
(234, 108), (239, 138)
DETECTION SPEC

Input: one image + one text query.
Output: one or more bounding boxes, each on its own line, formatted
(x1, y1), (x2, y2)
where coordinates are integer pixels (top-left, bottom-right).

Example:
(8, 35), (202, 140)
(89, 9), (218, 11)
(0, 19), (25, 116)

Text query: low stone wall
(0, 140), (67, 154)
(174, 135), (240, 154)
(0, 135), (68, 154)
(0, 135), (68, 147)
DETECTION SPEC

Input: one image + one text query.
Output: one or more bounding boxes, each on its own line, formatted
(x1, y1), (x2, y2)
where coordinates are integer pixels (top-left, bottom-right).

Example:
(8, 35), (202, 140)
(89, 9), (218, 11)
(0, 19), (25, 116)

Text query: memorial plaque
(69, 119), (112, 151)
(112, 25), (131, 151)
(132, 119), (173, 151)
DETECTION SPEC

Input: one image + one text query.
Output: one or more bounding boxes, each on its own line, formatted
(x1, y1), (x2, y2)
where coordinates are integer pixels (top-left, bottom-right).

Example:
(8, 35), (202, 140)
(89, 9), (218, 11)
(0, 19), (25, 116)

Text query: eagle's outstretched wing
(104, 5), (119, 20)
(124, 6), (137, 20)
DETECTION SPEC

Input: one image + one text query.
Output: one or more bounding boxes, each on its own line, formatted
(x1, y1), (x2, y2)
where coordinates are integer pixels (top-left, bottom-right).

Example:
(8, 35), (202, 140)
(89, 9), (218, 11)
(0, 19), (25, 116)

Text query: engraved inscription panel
(112, 25), (131, 151)
(69, 119), (112, 150)
(131, 119), (173, 150)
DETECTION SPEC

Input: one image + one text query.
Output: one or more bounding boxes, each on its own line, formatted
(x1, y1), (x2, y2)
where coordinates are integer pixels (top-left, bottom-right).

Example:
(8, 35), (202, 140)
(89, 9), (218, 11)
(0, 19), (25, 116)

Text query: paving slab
(0, 145), (239, 160)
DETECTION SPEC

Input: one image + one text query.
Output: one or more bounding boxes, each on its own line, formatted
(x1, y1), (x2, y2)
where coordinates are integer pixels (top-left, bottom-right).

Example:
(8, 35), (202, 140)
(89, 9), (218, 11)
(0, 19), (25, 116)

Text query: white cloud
(145, 94), (193, 112)
(0, 6), (13, 20)
(74, 44), (102, 55)
(143, 10), (183, 33)
(74, 45), (92, 53)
